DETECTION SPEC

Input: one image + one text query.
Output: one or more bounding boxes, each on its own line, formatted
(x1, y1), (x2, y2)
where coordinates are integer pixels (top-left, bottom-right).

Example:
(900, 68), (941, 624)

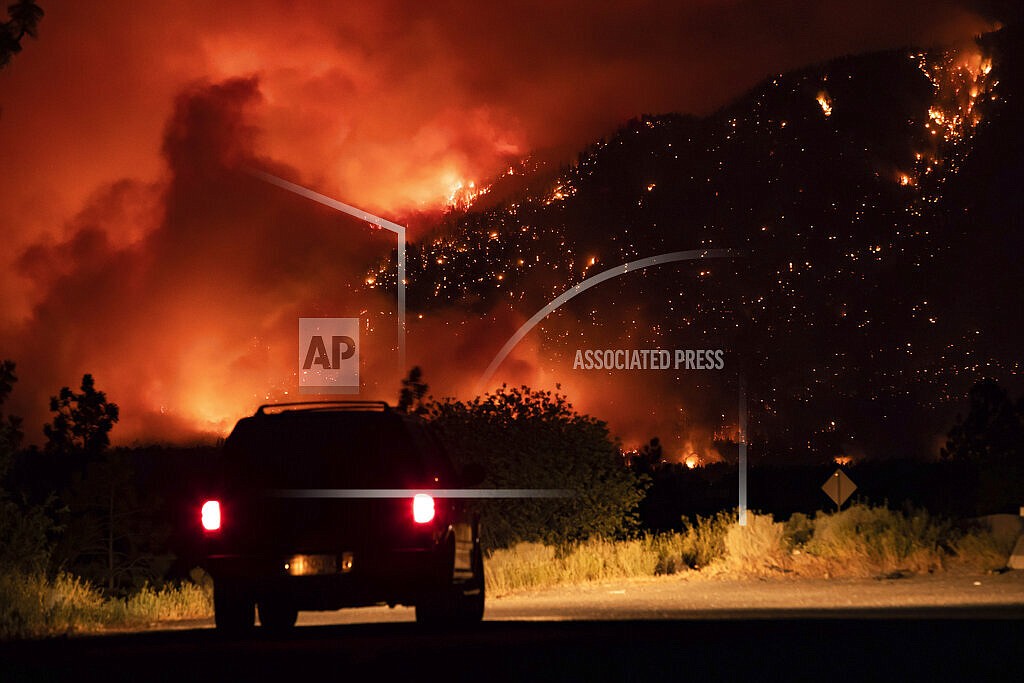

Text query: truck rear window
(223, 413), (429, 489)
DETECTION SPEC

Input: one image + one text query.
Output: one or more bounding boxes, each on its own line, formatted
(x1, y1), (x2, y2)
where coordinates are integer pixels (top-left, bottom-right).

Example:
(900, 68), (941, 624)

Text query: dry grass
(0, 572), (112, 639)
(952, 520), (1020, 572)
(794, 505), (950, 577)
(120, 581), (212, 623)
(485, 538), (659, 596)
(485, 503), (1018, 594)
(0, 571), (213, 640)
(719, 513), (791, 575)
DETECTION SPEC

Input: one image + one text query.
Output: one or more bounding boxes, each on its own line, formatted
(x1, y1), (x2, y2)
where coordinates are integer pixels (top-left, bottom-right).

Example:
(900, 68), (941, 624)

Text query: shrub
(647, 533), (690, 575)
(0, 572), (112, 639)
(721, 513), (790, 574)
(678, 510), (732, 569)
(800, 504), (950, 576)
(429, 386), (645, 549)
(122, 581), (212, 623)
(783, 512), (814, 548)
(952, 519), (1019, 571)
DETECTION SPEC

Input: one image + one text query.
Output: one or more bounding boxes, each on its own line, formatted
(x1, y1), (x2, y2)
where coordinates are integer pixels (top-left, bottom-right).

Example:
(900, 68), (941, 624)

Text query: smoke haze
(0, 1), (992, 444)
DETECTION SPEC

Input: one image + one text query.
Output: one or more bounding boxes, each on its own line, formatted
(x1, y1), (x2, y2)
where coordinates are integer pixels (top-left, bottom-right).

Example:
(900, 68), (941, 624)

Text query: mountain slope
(373, 26), (1023, 461)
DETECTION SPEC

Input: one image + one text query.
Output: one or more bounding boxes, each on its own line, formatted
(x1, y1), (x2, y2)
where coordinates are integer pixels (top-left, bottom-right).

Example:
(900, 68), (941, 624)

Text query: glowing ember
(544, 181), (576, 206)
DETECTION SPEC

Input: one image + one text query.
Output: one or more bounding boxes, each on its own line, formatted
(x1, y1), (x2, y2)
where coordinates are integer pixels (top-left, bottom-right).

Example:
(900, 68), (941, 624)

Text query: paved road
(297, 570), (1024, 624)
(4, 573), (1024, 681)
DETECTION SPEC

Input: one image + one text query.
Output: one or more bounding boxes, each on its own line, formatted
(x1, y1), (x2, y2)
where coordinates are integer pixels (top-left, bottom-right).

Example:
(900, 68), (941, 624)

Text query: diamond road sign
(821, 468), (857, 508)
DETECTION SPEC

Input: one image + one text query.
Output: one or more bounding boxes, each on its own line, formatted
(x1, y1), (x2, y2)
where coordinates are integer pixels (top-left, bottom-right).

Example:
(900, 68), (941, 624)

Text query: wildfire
(544, 181), (576, 206)
(900, 44), (999, 212)
(914, 45), (997, 157)
(447, 179), (491, 210)
(816, 90), (833, 117)
(684, 453), (700, 469)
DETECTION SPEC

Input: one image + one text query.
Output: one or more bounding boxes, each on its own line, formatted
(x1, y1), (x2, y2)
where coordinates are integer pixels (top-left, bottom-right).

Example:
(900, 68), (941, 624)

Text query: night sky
(1, 1), (1016, 460)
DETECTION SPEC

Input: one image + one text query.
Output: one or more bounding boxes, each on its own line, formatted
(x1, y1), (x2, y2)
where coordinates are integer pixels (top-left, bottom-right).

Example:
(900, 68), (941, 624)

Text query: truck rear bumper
(205, 548), (441, 609)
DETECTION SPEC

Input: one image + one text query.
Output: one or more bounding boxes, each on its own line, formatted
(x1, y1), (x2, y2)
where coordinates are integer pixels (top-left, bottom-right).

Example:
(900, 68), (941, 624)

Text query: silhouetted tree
(0, 360), (22, 472)
(0, 1), (43, 69)
(44, 374), (119, 456)
(41, 374), (163, 593)
(941, 380), (1023, 464)
(629, 437), (664, 476)
(51, 448), (171, 594)
(428, 385), (645, 548)
(397, 366), (429, 415)
(942, 380), (1024, 513)
(0, 360), (58, 574)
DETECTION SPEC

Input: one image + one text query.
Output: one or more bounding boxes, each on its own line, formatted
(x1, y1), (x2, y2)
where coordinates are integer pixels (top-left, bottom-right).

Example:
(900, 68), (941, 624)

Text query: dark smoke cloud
(4, 78), (402, 442)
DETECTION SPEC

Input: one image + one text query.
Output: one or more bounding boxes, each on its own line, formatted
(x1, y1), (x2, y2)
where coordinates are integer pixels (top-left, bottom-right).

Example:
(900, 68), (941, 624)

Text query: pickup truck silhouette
(198, 401), (484, 630)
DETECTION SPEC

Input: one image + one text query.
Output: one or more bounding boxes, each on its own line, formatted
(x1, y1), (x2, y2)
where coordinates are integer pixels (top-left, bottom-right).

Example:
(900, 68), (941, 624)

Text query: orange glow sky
(0, 1), (992, 444)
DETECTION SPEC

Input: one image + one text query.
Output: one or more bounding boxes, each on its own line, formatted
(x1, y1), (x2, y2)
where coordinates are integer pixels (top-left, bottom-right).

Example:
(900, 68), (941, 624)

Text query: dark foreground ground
(4, 612), (1024, 682)
(5, 573), (1024, 681)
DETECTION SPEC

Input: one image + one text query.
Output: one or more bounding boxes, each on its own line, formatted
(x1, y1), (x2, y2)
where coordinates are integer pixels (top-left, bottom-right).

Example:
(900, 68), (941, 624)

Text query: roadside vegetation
(484, 503), (1020, 596)
(2, 363), (1021, 637)
(426, 383), (645, 549)
(0, 362), (213, 639)
(0, 571), (212, 640)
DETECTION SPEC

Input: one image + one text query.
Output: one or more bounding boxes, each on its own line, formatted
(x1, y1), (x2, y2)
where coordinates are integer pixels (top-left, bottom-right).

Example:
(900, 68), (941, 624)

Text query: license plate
(284, 553), (352, 576)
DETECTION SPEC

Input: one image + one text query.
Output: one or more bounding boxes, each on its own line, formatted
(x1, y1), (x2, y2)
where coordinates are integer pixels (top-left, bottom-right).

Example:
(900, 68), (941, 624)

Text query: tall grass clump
(1, 571), (213, 640)
(678, 510), (733, 570)
(646, 533), (691, 575)
(952, 519), (1020, 571)
(721, 513), (790, 575)
(798, 504), (952, 576)
(0, 572), (114, 639)
(486, 537), (677, 595)
(121, 581), (213, 623)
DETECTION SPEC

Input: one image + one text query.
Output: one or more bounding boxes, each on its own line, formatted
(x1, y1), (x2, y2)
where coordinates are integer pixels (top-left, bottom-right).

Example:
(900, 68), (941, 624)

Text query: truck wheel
(258, 598), (298, 631)
(416, 537), (458, 625)
(416, 539), (485, 625)
(414, 589), (452, 624)
(456, 544), (486, 623)
(214, 580), (255, 633)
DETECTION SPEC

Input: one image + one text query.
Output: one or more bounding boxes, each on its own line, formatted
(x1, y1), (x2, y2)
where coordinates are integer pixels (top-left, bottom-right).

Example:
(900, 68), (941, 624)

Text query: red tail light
(201, 500), (221, 531)
(412, 494), (435, 524)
